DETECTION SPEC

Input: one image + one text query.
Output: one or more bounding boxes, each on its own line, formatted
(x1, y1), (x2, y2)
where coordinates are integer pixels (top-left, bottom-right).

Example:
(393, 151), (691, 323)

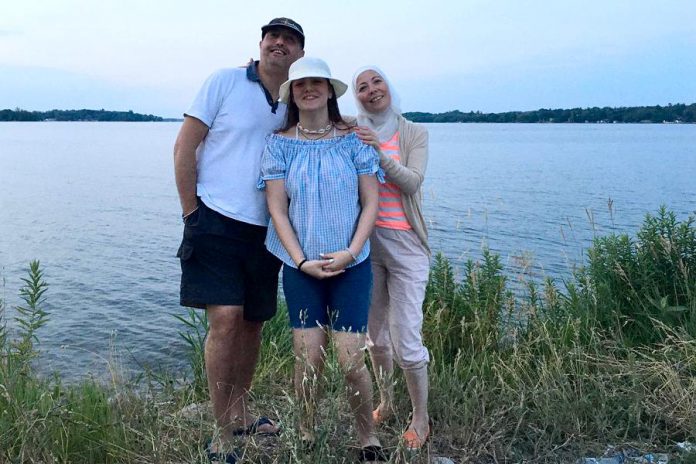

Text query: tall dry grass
(2, 208), (696, 462)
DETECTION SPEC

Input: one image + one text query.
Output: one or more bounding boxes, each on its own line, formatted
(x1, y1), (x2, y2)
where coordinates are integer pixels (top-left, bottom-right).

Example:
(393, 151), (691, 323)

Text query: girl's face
(355, 70), (391, 114)
(292, 77), (331, 112)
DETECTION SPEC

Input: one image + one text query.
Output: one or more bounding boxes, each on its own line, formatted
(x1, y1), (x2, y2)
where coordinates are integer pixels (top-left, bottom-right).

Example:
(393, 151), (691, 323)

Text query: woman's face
(355, 70), (391, 114)
(292, 77), (331, 112)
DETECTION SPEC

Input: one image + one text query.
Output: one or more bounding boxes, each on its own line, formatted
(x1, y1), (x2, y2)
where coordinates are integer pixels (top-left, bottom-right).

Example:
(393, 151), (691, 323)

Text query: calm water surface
(0, 122), (694, 380)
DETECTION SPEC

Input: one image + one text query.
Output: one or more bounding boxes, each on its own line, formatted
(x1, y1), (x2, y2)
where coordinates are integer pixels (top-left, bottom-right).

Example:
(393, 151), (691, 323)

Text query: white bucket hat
(278, 57), (348, 103)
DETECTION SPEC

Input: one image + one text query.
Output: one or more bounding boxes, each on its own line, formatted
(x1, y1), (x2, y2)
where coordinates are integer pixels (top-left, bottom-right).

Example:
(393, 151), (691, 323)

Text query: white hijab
(352, 65), (402, 143)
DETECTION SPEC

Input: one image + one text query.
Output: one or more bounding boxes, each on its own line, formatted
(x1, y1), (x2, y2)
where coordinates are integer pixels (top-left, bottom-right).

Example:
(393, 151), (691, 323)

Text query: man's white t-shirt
(185, 66), (286, 226)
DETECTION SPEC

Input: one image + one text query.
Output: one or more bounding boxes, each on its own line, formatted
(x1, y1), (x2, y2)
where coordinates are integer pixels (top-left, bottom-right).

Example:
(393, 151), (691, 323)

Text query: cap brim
(261, 24), (305, 41)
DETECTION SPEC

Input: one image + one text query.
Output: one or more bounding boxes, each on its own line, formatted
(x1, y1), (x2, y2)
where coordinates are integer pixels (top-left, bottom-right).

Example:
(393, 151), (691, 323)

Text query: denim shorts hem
(283, 258), (372, 333)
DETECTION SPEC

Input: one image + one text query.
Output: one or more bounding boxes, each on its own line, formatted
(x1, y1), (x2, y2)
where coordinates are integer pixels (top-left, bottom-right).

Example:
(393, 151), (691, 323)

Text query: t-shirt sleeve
(257, 137), (287, 190)
(353, 142), (382, 179)
(184, 69), (234, 127)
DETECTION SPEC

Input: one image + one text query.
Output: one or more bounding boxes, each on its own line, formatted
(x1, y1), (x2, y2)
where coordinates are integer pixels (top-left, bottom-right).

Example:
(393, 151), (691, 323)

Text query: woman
(353, 66), (432, 450)
(259, 57), (387, 462)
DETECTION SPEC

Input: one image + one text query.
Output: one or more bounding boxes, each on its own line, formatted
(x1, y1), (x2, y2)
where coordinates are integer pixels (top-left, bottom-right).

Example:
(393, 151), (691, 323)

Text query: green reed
(2, 207), (696, 462)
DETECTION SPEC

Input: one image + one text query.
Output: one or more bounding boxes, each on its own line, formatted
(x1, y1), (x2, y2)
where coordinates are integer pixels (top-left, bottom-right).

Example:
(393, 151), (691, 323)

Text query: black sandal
(358, 445), (389, 462)
(300, 437), (316, 452)
(204, 439), (240, 464)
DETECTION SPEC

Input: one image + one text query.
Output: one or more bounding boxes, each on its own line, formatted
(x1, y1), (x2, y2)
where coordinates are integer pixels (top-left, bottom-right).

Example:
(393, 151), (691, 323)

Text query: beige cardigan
(377, 115), (430, 253)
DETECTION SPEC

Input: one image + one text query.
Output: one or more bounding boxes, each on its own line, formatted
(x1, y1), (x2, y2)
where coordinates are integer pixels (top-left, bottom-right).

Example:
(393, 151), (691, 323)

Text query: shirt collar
(247, 61), (280, 114)
(246, 60), (261, 82)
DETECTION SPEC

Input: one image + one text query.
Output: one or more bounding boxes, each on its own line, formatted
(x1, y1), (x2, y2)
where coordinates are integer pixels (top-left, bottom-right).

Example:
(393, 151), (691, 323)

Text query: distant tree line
(404, 103), (696, 123)
(0, 108), (163, 122)
(4, 104), (696, 124)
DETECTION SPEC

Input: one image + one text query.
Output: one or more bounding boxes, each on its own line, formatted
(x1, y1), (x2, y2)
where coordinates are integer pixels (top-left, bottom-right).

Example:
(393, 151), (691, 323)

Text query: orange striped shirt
(376, 132), (411, 230)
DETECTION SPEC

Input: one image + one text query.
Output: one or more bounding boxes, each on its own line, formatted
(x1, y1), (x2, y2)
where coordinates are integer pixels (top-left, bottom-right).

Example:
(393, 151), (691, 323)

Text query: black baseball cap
(261, 17), (305, 48)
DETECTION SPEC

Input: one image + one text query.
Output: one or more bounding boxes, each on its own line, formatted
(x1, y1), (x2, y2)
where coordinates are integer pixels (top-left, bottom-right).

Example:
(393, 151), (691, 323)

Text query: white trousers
(367, 227), (430, 370)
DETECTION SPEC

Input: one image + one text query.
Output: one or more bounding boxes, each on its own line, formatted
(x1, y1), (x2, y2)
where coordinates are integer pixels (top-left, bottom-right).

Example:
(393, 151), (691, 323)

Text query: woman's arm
(354, 125), (428, 196)
(380, 127), (428, 195)
(265, 179), (340, 279)
(321, 174), (379, 272)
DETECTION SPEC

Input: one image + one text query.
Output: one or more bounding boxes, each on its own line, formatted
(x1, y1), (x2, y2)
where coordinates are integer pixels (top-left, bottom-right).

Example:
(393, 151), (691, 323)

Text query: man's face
(259, 28), (304, 70)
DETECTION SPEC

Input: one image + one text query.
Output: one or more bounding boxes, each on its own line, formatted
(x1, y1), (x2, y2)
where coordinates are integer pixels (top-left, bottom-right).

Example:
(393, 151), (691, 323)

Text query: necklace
(297, 122), (333, 135)
(298, 127), (332, 140)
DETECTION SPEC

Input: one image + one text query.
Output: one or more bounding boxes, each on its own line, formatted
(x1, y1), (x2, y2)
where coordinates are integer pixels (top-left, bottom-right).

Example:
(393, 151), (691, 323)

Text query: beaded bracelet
(181, 206), (199, 223)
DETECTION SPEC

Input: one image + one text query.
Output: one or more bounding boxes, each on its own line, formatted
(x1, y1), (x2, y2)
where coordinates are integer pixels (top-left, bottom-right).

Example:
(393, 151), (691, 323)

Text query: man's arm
(173, 116), (209, 216)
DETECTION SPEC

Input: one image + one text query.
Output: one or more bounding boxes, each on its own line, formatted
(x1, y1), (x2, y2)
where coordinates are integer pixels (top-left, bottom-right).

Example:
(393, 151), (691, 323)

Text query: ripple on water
(2, 122), (695, 380)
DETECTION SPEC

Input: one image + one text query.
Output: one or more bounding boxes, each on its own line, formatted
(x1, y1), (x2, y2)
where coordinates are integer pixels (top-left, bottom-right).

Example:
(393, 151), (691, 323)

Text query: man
(173, 18), (305, 459)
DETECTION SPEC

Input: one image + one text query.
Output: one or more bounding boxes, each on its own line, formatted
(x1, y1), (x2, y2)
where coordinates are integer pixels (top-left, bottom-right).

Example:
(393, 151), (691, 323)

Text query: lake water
(1, 122), (695, 380)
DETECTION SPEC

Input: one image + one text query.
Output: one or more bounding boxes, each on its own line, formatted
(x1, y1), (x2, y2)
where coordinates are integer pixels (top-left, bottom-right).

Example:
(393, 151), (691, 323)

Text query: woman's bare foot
(372, 403), (392, 425)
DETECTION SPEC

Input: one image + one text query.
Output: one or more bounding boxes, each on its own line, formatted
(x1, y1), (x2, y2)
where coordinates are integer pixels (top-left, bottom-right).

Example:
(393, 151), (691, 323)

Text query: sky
(1, 0), (695, 118)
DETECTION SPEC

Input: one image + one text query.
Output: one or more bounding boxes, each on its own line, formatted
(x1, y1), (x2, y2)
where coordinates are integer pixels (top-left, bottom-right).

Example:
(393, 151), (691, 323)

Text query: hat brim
(279, 78), (348, 103)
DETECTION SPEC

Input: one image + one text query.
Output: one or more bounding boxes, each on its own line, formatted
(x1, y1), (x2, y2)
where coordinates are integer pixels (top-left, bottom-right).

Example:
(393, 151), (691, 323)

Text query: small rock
(431, 457), (456, 464)
(677, 441), (696, 453)
(626, 454), (669, 464)
(578, 458), (624, 464)
(175, 401), (209, 420)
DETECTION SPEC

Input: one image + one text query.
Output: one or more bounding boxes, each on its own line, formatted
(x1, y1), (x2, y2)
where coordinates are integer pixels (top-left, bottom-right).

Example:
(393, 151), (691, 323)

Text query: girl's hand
(301, 259), (344, 279)
(353, 126), (380, 149)
(319, 250), (354, 272)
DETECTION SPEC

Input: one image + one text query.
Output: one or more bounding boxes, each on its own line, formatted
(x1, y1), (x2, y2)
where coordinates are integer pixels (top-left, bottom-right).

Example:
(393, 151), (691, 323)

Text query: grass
(2, 207), (696, 463)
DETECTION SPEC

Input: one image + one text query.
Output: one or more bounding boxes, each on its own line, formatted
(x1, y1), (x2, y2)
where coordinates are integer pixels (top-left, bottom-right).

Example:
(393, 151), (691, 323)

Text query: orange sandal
(402, 419), (432, 451)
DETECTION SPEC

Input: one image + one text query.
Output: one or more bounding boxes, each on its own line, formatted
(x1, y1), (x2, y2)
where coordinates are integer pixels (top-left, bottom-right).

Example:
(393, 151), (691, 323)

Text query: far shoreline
(3, 102), (695, 123)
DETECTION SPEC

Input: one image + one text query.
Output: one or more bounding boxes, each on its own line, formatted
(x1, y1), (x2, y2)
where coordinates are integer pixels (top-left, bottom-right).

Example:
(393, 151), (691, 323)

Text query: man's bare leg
(205, 304), (277, 446)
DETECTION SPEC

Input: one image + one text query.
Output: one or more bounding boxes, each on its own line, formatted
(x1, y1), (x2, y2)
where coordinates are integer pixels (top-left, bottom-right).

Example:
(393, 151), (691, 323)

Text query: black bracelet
(297, 259), (308, 270)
